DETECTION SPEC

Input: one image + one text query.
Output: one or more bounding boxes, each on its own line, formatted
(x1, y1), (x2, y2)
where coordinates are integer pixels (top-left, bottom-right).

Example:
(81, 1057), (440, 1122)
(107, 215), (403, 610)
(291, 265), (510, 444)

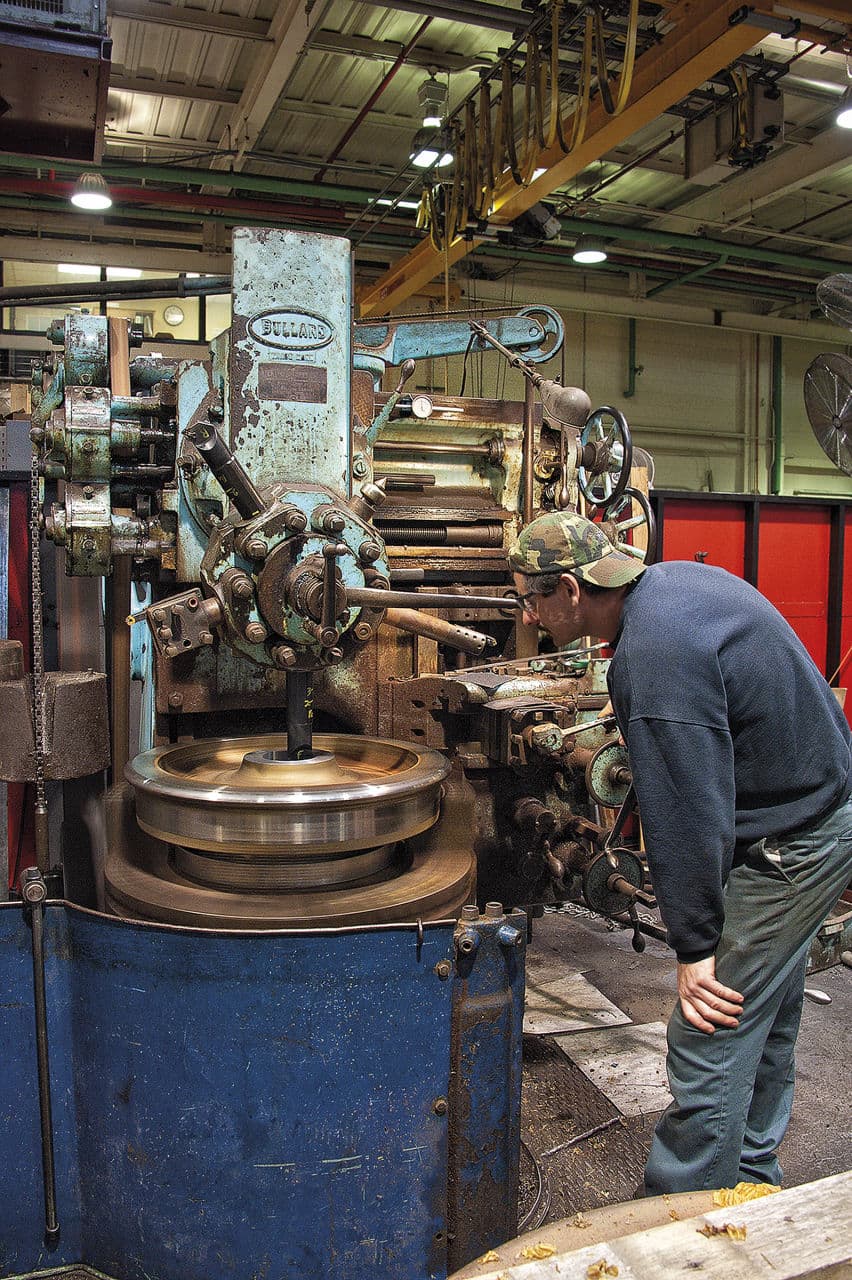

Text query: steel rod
(347, 586), (519, 610)
(286, 669), (313, 759)
(384, 608), (494, 656)
(22, 872), (60, 1248)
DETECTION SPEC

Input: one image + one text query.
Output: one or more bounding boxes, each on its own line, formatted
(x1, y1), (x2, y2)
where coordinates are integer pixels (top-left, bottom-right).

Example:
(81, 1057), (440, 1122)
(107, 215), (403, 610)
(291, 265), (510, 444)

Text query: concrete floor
(518, 907), (852, 1228)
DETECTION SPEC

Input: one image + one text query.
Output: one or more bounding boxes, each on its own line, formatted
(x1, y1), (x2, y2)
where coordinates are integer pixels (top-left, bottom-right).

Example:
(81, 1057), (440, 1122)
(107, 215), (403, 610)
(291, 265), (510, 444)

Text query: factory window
(103, 268), (200, 342)
(1, 260), (97, 335)
(205, 294), (231, 341)
(0, 261), (205, 344)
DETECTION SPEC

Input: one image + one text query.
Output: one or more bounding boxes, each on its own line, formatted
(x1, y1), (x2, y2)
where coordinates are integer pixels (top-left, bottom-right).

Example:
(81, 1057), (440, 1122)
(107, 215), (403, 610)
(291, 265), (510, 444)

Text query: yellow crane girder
(357, 2), (768, 319)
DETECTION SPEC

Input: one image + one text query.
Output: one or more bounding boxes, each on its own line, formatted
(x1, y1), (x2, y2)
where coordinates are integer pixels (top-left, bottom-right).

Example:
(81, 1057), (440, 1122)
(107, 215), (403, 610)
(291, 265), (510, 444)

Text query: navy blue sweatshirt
(607, 561), (852, 962)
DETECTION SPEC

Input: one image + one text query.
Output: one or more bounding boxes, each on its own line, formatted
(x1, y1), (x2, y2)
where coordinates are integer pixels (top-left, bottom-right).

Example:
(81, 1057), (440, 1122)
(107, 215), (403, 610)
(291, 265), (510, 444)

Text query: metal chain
(29, 439), (47, 813)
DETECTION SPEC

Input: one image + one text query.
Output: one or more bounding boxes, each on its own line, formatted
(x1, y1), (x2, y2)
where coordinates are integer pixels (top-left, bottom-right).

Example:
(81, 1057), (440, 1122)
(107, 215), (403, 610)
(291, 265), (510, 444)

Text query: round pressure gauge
(411, 394), (433, 420)
(163, 303), (185, 327)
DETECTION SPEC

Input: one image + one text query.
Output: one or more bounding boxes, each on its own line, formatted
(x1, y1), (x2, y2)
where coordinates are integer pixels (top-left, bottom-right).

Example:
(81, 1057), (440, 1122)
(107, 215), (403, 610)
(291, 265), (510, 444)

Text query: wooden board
(456, 1170), (852, 1279)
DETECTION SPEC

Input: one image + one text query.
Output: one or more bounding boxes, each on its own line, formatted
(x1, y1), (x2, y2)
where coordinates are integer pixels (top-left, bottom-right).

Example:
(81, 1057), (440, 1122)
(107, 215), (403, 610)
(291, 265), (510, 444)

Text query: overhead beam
(653, 127), (852, 231)
(109, 1), (271, 42)
(209, 0), (325, 172)
(771, 0), (852, 21)
(355, 0), (529, 34)
(109, 74), (241, 106)
(310, 30), (488, 74)
(357, 4), (769, 317)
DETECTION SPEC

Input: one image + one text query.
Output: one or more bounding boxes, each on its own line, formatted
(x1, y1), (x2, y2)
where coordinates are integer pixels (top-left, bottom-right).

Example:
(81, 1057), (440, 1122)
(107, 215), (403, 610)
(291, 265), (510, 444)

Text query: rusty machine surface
(0, 226), (658, 1280)
(18, 225), (655, 935)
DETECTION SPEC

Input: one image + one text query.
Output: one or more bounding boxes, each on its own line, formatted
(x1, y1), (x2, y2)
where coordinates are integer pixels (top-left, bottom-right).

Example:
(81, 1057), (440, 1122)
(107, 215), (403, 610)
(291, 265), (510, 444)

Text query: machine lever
(21, 869), (60, 1249)
(321, 542), (347, 645)
(627, 904), (646, 953)
(186, 420), (265, 519)
(602, 783), (636, 868)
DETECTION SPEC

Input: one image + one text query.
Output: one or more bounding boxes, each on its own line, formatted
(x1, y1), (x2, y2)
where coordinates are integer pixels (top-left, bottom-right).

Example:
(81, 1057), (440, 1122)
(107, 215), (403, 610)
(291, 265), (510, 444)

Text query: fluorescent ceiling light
(57, 263), (99, 275)
(410, 127), (453, 168)
(106, 267), (143, 279)
(376, 198), (420, 210)
(572, 235), (608, 265)
(533, 168), (547, 179)
(70, 172), (113, 211)
(836, 95), (852, 128)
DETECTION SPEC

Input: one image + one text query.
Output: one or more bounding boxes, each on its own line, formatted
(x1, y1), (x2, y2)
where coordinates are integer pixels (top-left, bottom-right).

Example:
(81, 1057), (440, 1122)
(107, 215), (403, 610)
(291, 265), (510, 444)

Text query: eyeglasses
(517, 582), (558, 613)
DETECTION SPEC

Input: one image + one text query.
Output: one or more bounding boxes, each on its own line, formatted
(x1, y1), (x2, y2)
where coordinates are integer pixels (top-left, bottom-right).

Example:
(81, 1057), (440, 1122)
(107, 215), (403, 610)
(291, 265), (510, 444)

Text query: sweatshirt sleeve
(625, 715), (736, 962)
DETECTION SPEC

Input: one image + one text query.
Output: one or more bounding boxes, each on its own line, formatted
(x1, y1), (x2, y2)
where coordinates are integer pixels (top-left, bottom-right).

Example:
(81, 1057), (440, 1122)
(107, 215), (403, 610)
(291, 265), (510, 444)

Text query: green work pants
(644, 790), (852, 1194)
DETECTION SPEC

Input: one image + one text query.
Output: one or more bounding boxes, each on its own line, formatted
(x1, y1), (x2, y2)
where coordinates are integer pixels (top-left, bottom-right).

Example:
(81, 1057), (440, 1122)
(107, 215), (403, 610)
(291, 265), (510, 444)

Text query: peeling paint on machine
(229, 229), (352, 495)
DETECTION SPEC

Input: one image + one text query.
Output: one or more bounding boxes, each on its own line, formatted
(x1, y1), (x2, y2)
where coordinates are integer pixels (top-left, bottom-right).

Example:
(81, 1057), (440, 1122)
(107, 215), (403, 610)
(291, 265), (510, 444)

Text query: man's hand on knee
(677, 957), (744, 1034)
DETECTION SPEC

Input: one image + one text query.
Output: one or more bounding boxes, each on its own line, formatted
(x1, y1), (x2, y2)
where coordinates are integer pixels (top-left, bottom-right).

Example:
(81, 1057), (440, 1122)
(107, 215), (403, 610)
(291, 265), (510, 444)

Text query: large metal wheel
(126, 733), (450, 857)
(111, 734), (474, 928)
(597, 486), (657, 565)
(577, 406), (633, 506)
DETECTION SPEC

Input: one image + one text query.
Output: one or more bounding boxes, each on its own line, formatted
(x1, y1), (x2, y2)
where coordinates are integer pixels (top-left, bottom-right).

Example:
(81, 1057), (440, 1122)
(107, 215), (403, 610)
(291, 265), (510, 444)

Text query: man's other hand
(677, 957), (744, 1034)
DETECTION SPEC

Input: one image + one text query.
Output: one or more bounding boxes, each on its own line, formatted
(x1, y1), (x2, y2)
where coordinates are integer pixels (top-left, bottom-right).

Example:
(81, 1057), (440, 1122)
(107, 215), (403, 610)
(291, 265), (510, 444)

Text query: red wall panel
(660, 499), (747, 576)
(756, 506), (831, 672)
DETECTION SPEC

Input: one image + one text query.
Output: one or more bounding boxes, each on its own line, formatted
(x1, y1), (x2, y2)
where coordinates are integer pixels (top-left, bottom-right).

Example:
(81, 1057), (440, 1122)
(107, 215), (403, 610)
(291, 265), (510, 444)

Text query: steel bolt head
(283, 508), (308, 532)
(231, 575), (254, 599)
(352, 454), (368, 478)
(245, 537), (268, 559)
(168, 692), (183, 708)
(434, 960), (452, 980)
(82, 485), (94, 499)
(244, 621), (268, 644)
(433, 1097), (448, 1116)
(21, 870), (46, 905)
(353, 622), (373, 642)
(271, 644), (298, 669)
(358, 540), (382, 564)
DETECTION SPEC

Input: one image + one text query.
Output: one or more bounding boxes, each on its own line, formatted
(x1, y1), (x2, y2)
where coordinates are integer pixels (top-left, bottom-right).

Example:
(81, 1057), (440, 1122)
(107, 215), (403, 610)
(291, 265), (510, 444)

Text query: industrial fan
(803, 274), (852, 477)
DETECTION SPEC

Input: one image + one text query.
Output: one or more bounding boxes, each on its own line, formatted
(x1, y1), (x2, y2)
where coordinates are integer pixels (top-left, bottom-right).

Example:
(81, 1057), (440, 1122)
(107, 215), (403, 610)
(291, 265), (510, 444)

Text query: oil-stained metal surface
(0, 899), (520, 1280)
(229, 228), (351, 495)
(0, 15), (111, 163)
(0, 672), (109, 781)
(447, 905), (526, 1272)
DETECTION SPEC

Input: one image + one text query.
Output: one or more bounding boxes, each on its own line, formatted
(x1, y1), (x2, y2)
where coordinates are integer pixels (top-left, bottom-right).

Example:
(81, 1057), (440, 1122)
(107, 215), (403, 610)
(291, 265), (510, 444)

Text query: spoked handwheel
(597, 486), (657, 565)
(577, 405), (633, 506)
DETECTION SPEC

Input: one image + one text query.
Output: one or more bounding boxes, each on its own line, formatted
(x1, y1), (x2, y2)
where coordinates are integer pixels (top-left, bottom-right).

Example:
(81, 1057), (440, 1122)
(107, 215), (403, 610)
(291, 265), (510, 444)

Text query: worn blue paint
(353, 306), (565, 385)
(448, 912), (525, 1270)
(0, 901), (524, 1280)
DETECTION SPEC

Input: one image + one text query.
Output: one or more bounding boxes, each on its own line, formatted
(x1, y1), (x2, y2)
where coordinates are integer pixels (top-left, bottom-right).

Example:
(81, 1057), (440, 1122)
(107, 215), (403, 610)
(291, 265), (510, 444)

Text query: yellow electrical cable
(565, 9), (594, 152)
(502, 60), (522, 185)
(594, 0), (639, 117)
(546, 0), (570, 153)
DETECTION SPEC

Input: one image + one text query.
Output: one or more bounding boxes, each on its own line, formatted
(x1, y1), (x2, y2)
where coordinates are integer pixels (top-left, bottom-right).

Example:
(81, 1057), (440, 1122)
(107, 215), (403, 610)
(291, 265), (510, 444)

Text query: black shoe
(633, 1183), (647, 1200)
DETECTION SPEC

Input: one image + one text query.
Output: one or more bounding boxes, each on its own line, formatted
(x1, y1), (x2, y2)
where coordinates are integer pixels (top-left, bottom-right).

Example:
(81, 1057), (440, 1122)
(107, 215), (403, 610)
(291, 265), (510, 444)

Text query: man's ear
(559, 572), (581, 602)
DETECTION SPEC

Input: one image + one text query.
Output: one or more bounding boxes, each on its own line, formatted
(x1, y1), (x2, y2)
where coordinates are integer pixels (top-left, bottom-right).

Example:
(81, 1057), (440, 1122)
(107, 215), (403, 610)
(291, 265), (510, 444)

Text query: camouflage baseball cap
(507, 510), (645, 588)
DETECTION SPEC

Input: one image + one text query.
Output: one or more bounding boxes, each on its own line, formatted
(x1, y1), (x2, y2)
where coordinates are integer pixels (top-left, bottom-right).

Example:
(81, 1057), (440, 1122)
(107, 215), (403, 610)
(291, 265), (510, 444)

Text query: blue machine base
(0, 901), (524, 1280)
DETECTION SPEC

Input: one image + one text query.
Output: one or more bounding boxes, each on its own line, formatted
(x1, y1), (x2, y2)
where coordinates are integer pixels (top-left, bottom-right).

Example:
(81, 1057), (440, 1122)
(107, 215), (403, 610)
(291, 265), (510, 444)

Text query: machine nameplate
(258, 363), (328, 403)
(248, 309), (334, 351)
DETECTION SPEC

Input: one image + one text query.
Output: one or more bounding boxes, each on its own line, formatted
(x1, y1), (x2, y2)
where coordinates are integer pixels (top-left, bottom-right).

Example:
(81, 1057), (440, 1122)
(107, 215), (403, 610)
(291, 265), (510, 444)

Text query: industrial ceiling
(0, 0), (849, 325)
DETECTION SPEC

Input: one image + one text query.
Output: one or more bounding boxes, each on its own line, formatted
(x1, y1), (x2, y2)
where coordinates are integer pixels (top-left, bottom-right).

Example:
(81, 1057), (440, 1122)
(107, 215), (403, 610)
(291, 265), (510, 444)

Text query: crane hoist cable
(594, 0), (639, 117)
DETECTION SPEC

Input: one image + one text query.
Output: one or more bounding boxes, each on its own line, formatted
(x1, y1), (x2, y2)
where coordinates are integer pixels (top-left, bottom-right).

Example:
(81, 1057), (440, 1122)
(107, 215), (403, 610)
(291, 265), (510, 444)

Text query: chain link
(30, 438), (47, 812)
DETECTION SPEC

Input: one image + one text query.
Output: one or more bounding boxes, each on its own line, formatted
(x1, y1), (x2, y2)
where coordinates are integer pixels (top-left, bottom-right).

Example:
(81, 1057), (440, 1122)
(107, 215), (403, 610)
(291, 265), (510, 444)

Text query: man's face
(513, 571), (587, 646)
